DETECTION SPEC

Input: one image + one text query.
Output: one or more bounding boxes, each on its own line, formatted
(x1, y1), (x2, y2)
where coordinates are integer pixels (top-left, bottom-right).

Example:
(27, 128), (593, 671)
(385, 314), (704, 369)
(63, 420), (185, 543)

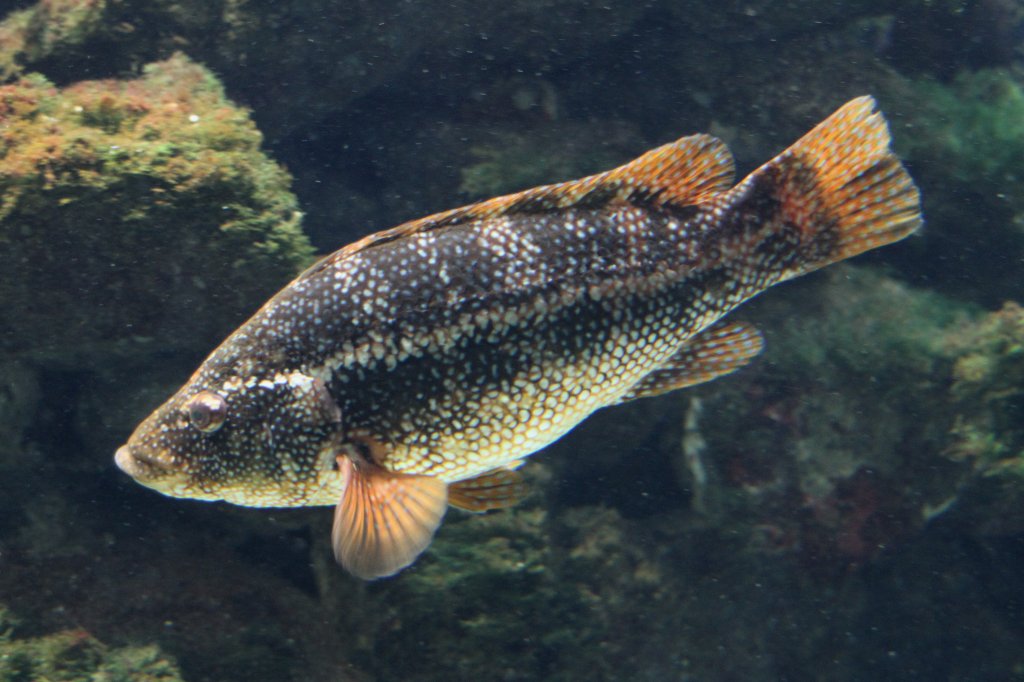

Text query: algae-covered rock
(697, 266), (967, 494)
(675, 267), (973, 572)
(351, 503), (670, 682)
(947, 301), (1024, 472)
(941, 302), (1024, 536)
(885, 68), (1024, 305)
(902, 69), (1024, 208)
(0, 1), (215, 83)
(0, 0), (647, 141)
(0, 53), (313, 363)
(674, 273), (1024, 566)
(0, 616), (185, 682)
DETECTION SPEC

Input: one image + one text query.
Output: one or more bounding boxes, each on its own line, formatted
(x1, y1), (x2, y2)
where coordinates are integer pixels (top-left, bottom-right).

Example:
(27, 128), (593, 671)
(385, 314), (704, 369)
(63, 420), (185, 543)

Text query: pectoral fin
(618, 320), (764, 403)
(449, 467), (528, 512)
(331, 456), (448, 580)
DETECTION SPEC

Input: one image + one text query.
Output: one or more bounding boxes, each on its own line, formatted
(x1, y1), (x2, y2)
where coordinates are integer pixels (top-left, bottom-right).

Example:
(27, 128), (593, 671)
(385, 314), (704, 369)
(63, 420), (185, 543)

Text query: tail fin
(735, 96), (921, 282)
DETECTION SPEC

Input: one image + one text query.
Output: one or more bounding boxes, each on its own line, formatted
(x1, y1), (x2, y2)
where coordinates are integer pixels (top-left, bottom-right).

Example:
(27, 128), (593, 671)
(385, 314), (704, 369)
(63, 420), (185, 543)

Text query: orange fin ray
(618, 320), (764, 403)
(745, 95), (921, 281)
(331, 457), (448, 580)
(605, 133), (734, 205)
(449, 467), (528, 512)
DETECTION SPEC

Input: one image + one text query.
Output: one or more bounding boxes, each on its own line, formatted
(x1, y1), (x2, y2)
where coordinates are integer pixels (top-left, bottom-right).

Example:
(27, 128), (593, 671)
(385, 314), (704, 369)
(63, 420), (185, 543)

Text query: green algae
(0, 612), (185, 682)
(0, 1), (216, 84)
(355, 504), (669, 682)
(705, 266), (971, 498)
(0, 605), (19, 644)
(0, 53), (314, 363)
(902, 69), (1024, 206)
(934, 305), (1024, 537)
(947, 302), (1024, 473)
(764, 266), (965, 382)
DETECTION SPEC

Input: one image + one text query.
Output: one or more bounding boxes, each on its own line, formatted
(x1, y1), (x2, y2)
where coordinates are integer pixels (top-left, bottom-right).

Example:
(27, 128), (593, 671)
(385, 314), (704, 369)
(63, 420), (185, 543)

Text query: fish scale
(116, 97), (922, 579)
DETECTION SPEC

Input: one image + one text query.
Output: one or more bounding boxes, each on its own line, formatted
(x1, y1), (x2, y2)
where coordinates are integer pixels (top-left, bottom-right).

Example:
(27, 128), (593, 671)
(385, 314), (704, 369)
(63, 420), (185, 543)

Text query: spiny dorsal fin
(618, 320), (764, 403)
(449, 467), (528, 512)
(302, 133), (735, 277)
(331, 456), (448, 580)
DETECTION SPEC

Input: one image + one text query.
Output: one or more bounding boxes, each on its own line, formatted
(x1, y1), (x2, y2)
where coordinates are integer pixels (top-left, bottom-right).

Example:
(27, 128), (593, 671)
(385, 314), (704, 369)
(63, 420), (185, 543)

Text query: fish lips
(115, 444), (189, 491)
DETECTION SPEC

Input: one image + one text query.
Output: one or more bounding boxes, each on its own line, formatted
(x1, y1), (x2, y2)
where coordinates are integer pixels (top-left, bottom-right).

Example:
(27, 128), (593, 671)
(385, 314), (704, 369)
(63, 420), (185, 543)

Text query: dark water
(1, 1), (1024, 680)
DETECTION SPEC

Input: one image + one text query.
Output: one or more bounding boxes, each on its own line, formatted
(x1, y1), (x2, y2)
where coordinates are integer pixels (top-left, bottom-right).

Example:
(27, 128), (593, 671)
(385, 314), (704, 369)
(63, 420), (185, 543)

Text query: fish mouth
(115, 444), (186, 487)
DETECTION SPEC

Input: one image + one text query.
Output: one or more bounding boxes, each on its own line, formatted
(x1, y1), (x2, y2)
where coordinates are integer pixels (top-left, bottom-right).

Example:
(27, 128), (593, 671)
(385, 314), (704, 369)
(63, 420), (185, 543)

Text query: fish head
(115, 364), (344, 507)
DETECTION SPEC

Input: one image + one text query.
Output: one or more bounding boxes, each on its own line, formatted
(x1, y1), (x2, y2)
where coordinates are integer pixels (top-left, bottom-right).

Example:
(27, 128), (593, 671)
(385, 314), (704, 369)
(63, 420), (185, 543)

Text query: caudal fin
(737, 96), (921, 282)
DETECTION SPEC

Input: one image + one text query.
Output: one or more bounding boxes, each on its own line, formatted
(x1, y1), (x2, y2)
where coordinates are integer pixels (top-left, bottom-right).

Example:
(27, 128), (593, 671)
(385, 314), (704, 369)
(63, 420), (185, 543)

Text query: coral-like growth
(947, 302), (1024, 473)
(0, 53), (313, 363)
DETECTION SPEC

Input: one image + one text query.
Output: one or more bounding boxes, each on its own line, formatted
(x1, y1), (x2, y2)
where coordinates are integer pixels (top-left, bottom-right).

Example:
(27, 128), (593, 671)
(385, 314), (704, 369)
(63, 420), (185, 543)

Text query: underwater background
(0, 1), (1023, 680)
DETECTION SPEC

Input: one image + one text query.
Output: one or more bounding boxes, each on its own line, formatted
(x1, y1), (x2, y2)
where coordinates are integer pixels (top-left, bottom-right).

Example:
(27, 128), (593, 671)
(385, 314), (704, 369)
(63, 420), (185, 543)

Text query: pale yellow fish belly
(304, 326), (680, 506)
(401, 314), (691, 482)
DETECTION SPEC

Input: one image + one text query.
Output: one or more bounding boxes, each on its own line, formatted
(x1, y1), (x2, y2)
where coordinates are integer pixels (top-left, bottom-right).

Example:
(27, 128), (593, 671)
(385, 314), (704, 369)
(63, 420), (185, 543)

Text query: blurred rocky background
(1, 1), (1024, 680)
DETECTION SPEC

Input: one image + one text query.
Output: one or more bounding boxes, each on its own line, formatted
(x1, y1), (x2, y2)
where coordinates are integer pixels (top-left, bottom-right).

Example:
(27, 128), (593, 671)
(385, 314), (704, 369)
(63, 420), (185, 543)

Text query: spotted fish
(115, 97), (921, 579)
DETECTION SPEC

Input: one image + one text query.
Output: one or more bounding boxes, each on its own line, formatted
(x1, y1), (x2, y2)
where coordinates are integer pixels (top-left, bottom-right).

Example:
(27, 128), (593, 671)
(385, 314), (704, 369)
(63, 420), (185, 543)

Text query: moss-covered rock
(0, 0), (647, 141)
(0, 53), (313, 364)
(0, 1), (215, 84)
(341, 503), (671, 682)
(946, 301), (1024, 473)
(902, 69), (1024, 208)
(0, 618), (185, 682)
(879, 67), (1024, 305)
(663, 267), (975, 573)
(682, 266), (966, 498)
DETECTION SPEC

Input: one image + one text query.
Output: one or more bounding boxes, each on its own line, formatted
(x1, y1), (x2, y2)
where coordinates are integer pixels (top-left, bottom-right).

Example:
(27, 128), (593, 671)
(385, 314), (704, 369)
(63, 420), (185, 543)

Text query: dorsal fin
(605, 133), (735, 206)
(301, 133), (735, 279)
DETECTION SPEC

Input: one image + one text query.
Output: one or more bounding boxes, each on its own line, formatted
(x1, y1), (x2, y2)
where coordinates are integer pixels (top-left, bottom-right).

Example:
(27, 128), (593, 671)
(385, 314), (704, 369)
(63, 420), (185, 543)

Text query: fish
(115, 96), (921, 579)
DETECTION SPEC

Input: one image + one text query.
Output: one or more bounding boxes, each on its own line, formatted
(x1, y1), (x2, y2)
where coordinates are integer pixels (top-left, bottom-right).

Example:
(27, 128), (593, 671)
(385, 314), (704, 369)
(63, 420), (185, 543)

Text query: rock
(0, 53), (313, 364)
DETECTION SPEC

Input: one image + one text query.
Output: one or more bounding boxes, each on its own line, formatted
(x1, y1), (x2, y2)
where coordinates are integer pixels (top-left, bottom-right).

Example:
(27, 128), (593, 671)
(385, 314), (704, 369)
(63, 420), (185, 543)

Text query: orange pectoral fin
(332, 457), (448, 580)
(449, 467), (528, 512)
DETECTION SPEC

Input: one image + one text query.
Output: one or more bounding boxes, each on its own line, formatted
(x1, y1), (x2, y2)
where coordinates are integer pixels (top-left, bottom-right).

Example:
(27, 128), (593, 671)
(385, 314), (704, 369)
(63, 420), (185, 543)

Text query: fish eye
(184, 391), (227, 433)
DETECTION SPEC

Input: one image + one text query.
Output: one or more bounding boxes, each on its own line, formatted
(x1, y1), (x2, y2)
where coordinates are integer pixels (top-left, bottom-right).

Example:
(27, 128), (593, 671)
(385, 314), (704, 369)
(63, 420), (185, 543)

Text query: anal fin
(618, 320), (764, 403)
(331, 456), (448, 580)
(449, 467), (527, 512)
